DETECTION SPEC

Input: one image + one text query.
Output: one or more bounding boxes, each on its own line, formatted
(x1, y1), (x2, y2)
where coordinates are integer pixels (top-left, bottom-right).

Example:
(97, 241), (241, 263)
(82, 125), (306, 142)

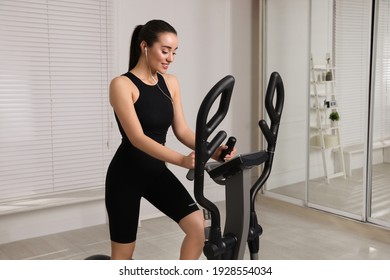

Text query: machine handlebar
(193, 75), (235, 230)
(260, 72), (284, 153)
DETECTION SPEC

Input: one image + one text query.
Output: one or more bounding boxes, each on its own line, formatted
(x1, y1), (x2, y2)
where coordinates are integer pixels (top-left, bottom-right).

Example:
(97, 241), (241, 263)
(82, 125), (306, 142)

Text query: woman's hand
(212, 145), (236, 162)
(181, 151), (195, 169)
(184, 144), (236, 170)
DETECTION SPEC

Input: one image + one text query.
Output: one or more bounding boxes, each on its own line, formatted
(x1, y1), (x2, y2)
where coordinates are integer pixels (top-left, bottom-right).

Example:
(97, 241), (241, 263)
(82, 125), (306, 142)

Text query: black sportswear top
(115, 72), (174, 145)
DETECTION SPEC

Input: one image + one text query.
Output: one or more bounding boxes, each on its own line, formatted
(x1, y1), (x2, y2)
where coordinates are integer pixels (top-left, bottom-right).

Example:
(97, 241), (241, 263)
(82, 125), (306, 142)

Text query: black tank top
(115, 72), (174, 145)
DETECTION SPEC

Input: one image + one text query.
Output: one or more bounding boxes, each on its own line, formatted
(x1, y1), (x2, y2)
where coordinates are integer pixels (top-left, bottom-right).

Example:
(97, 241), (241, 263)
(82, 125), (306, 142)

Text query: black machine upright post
(222, 168), (252, 259)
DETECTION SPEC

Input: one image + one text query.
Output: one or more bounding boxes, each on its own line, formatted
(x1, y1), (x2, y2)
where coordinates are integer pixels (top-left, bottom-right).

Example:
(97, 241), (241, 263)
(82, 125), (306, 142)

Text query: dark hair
(128, 19), (177, 71)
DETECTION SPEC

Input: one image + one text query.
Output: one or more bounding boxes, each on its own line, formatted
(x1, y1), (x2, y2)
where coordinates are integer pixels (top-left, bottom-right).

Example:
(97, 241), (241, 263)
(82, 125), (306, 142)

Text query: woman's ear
(140, 41), (147, 53)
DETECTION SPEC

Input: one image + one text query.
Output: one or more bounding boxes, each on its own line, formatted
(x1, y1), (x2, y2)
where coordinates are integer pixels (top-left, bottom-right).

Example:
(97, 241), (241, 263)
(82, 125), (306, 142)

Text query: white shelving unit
(310, 54), (346, 183)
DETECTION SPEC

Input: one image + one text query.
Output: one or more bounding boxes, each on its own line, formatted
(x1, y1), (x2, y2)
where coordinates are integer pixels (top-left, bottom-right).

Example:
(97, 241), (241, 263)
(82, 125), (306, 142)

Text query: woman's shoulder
(161, 73), (180, 99)
(110, 74), (135, 90)
(111, 73), (130, 84)
(109, 74), (138, 101)
(161, 73), (179, 88)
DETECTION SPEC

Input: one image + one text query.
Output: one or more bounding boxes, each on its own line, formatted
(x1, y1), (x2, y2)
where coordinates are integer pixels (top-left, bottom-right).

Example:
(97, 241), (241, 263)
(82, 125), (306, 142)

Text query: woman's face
(147, 32), (178, 74)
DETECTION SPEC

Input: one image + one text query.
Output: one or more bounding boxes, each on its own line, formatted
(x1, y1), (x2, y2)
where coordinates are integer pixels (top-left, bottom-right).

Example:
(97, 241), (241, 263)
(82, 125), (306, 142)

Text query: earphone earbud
(145, 48), (148, 56)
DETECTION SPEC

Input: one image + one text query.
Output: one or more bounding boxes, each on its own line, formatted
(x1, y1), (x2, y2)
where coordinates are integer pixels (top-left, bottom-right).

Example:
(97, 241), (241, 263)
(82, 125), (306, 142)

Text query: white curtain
(0, 0), (114, 200)
(374, 0), (390, 141)
(334, 0), (372, 146)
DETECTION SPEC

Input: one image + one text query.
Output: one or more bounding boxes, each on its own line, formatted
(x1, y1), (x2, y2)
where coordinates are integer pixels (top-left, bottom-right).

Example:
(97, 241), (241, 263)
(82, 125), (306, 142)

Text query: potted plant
(329, 111), (340, 122)
(329, 111), (340, 131)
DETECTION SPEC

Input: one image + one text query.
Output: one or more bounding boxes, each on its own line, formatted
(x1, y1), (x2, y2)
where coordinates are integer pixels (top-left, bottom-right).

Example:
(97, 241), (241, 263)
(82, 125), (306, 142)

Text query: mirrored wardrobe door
(308, 0), (372, 218)
(369, 0), (390, 227)
(262, 0), (310, 203)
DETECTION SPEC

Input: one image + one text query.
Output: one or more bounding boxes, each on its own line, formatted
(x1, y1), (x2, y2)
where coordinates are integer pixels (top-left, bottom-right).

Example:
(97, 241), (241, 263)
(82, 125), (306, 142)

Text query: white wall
(311, 0), (333, 63)
(264, 0), (310, 189)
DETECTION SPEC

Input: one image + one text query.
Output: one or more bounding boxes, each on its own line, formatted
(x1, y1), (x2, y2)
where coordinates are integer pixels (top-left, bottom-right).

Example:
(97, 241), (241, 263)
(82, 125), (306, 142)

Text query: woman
(105, 19), (235, 260)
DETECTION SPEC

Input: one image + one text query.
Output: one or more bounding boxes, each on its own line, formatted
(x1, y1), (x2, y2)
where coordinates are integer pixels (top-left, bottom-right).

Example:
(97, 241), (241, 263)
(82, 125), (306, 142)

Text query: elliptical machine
(189, 72), (284, 260)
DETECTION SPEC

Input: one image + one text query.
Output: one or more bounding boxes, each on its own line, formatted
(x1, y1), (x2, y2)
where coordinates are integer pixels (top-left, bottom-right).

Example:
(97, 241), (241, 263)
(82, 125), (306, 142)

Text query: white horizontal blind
(0, 0), (114, 200)
(373, 0), (390, 141)
(334, 0), (372, 146)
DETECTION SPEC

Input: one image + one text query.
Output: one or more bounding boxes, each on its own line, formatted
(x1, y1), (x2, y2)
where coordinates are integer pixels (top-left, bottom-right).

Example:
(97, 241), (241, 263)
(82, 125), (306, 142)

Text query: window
(0, 0), (114, 200)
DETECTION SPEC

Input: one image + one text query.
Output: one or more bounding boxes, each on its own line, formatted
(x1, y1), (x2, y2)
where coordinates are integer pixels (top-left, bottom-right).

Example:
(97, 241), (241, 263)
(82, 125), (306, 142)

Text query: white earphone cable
(146, 48), (173, 103)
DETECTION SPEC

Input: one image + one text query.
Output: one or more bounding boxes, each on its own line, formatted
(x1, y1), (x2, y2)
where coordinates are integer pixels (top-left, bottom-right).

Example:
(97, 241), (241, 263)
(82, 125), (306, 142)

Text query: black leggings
(105, 144), (199, 243)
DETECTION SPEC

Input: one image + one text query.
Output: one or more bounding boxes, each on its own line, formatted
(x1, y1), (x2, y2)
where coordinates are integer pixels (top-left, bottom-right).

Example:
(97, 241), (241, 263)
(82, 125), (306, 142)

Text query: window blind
(334, 0), (372, 146)
(0, 0), (114, 200)
(373, 0), (390, 141)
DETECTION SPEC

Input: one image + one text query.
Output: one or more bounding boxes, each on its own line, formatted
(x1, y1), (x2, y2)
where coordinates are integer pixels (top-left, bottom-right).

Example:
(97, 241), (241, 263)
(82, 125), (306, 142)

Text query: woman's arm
(165, 74), (196, 150)
(109, 76), (194, 169)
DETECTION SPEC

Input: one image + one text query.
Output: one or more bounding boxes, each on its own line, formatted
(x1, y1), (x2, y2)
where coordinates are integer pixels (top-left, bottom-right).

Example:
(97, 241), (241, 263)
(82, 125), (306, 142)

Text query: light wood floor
(270, 163), (390, 221)
(1, 195), (390, 260)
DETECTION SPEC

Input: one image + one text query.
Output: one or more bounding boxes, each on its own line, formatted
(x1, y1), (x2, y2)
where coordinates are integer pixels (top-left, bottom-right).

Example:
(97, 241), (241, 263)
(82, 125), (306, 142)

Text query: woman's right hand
(182, 151), (195, 169)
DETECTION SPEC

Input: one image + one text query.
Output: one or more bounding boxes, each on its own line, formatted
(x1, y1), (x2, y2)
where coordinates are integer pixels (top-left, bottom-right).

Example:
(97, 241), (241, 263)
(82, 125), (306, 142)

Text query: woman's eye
(161, 49), (177, 56)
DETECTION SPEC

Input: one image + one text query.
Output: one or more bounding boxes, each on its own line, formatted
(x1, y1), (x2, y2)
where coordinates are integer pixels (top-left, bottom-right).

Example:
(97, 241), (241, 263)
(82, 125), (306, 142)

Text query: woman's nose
(167, 52), (174, 62)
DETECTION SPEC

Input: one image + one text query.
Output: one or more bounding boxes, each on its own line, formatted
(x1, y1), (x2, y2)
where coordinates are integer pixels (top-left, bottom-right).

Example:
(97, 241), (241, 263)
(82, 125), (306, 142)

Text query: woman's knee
(179, 210), (205, 240)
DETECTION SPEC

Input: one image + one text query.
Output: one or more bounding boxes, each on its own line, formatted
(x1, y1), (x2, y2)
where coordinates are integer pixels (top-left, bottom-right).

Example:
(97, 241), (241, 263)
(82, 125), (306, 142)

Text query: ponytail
(128, 25), (143, 71)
